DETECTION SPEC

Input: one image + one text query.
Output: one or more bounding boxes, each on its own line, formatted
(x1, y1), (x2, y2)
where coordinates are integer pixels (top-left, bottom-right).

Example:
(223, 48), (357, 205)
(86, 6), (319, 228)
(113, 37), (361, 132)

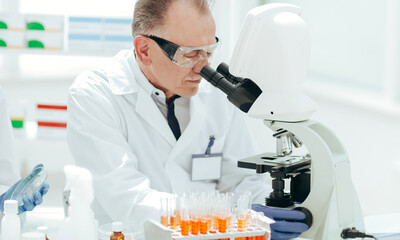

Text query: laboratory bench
(1, 207), (399, 240)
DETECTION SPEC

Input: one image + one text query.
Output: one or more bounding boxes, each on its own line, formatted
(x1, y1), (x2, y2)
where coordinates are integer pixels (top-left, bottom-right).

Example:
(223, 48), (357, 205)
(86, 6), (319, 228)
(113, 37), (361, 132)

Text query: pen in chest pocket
(205, 135), (215, 155)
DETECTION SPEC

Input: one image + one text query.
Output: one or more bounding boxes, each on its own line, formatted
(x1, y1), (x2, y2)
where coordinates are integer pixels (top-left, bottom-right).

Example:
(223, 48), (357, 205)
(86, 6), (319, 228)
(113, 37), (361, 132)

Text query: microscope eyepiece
(200, 64), (262, 113)
(200, 65), (235, 95)
(216, 62), (244, 84)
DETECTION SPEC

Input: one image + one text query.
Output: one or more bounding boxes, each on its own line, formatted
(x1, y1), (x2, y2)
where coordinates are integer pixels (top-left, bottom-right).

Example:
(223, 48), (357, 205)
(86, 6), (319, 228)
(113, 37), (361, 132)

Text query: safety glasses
(143, 35), (219, 68)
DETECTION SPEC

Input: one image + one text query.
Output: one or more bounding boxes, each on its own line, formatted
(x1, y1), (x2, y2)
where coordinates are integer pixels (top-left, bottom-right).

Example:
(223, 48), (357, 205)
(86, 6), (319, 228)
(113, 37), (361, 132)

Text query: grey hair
(131, 0), (214, 38)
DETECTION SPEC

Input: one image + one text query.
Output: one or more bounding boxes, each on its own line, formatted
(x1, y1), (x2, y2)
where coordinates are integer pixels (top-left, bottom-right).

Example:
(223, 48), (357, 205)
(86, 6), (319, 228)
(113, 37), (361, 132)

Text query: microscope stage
(238, 152), (311, 174)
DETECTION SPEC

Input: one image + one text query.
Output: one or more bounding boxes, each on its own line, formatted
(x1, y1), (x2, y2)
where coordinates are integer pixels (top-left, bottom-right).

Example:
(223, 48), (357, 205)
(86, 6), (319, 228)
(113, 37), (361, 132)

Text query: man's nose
(192, 58), (210, 74)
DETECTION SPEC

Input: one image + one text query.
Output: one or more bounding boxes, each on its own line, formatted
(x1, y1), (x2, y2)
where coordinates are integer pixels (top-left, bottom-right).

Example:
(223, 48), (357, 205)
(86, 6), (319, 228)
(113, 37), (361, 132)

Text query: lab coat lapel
(135, 90), (177, 146)
(108, 50), (176, 146)
(168, 93), (207, 161)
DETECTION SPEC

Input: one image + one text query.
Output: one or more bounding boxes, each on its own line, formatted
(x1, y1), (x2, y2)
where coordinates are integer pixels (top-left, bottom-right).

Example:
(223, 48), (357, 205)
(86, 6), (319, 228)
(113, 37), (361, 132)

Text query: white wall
(306, 86), (400, 217)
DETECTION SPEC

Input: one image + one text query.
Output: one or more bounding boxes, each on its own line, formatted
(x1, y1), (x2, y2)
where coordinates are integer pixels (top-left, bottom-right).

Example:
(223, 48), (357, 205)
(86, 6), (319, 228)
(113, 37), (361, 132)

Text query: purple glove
(252, 204), (309, 240)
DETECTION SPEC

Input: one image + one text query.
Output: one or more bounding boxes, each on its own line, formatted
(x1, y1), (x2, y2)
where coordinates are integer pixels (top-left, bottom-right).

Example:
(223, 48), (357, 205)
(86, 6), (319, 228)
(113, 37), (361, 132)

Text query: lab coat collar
(107, 49), (139, 95)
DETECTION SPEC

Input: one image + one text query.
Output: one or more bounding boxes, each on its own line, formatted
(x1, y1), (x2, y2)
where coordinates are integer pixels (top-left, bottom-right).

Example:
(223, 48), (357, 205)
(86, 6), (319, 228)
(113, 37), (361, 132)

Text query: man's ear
(134, 36), (152, 66)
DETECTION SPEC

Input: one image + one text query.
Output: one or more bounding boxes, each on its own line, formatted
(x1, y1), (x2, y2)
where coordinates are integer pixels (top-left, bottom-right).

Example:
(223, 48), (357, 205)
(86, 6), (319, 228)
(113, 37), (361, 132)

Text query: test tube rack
(144, 211), (273, 240)
(144, 220), (268, 240)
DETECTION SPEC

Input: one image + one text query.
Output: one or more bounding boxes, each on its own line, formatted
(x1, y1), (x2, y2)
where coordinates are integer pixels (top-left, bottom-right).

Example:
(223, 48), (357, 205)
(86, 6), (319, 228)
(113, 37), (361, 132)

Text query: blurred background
(0, 0), (399, 219)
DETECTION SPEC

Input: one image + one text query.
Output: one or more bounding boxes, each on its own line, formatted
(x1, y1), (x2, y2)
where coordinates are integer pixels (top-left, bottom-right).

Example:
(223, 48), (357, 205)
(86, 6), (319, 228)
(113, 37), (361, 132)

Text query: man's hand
(252, 204), (309, 240)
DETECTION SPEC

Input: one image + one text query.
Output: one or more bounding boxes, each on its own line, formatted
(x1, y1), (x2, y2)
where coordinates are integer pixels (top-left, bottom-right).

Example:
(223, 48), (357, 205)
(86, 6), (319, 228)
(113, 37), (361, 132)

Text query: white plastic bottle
(36, 226), (49, 240)
(21, 232), (45, 240)
(57, 165), (98, 240)
(1, 200), (21, 240)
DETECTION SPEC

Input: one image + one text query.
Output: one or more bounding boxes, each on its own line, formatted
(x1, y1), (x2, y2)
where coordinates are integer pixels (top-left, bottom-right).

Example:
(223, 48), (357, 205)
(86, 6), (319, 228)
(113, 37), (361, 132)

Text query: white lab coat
(67, 49), (271, 226)
(0, 86), (20, 195)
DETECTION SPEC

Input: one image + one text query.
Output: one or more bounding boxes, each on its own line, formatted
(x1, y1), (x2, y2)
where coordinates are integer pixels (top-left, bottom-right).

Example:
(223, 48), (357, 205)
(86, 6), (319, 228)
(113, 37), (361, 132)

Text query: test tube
(237, 198), (246, 232)
(169, 195), (179, 229)
(255, 212), (266, 240)
(179, 194), (190, 236)
(240, 194), (250, 228)
(207, 192), (217, 233)
(226, 192), (234, 229)
(244, 191), (253, 227)
(189, 193), (200, 235)
(199, 192), (209, 234)
(217, 195), (228, 233)
(160, 196), (169, 227)
(211, 194), (219, 232)
(174, 194), (181, 227)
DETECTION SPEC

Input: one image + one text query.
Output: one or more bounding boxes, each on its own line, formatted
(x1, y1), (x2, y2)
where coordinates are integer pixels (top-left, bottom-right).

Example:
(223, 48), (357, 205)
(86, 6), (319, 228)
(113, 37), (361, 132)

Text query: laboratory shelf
(0, 47), (117, 57)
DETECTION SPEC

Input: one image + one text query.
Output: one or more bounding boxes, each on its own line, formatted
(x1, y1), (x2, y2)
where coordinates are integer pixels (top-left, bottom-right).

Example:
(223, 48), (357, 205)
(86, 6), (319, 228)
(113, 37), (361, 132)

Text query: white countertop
(1, 208), (400, 240)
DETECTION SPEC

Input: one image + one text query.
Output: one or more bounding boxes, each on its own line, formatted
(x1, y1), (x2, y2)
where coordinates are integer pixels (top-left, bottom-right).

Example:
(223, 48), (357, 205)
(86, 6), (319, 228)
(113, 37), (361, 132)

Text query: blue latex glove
(0, 177), (50, 214)
(252, 204), (309, 240)
(18, 183), (49, 213)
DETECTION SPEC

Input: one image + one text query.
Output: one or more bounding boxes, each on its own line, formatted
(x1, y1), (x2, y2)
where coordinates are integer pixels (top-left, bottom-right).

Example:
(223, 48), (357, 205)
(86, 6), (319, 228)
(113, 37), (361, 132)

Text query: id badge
(191, 153), (222, 181)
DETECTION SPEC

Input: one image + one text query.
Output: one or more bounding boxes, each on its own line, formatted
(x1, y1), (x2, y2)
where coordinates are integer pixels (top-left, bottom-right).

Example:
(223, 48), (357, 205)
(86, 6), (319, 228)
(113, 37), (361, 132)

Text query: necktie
(167, 95), (181, 140)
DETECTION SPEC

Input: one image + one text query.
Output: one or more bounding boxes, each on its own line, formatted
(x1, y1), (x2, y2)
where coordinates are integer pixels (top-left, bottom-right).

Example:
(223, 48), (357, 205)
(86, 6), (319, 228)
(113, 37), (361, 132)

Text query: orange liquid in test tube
(199, 219), (208, 234)
(160, 216), (168, 226)
(218, 217), (227, 233)
(246, 237), (255, 240)
(255, 235), (264, 240)
(190, 219), (199, 235)
(170, 215), (178, 229)
(180, 220), (189, 236)
(237, 218), (246, 232)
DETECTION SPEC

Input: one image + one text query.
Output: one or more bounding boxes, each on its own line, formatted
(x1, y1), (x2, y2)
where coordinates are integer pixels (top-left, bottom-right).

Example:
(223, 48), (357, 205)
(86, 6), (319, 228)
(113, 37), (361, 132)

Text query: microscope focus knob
(293, 206), (313, 228)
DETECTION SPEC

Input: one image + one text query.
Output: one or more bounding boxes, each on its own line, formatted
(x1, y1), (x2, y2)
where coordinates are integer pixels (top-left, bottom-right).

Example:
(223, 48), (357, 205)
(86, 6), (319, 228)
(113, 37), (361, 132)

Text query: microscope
(200, 3), (364, 239)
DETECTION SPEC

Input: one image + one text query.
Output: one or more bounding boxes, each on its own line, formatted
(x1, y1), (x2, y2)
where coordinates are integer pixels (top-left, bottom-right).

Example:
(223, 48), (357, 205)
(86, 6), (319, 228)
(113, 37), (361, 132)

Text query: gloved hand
(252, 204), (309, 240)
(18, 183), (49, 213)
(0, 167), (50, 214)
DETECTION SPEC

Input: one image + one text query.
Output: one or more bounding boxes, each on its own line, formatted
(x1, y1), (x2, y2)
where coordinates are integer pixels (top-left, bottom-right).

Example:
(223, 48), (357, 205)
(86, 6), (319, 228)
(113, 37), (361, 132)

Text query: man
(0, 86), (49, 217)
(67, 0), (308, 239)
